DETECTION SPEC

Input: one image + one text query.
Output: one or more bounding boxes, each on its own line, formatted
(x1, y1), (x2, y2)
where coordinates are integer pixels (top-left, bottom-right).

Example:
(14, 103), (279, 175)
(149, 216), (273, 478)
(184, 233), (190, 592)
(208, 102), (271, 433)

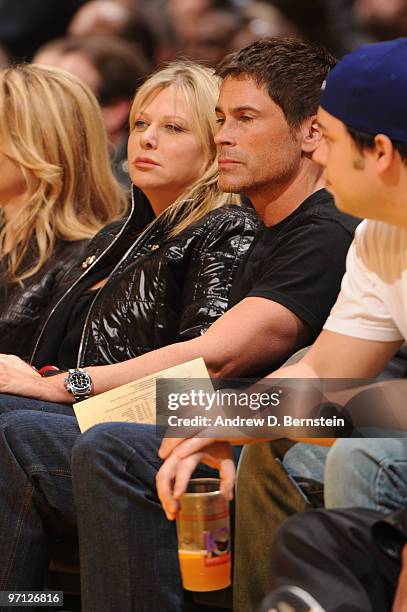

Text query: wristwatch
(64, 368), (93, 402)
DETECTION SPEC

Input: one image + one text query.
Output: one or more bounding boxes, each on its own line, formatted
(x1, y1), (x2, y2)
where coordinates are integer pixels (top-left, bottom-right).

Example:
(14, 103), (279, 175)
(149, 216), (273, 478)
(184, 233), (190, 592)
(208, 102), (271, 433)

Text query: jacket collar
(130, 185), (155, 233)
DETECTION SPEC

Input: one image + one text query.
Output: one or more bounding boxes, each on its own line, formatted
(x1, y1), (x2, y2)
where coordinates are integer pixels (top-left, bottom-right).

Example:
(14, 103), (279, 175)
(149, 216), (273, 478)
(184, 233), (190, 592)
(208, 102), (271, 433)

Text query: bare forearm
(88, 339), (206, 394)
(37, 337), (207, 402)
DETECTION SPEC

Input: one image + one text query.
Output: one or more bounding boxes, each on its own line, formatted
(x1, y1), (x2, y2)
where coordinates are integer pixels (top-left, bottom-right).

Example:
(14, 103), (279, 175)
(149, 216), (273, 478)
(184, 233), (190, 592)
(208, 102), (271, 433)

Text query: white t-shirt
(324, 219), (407, 342)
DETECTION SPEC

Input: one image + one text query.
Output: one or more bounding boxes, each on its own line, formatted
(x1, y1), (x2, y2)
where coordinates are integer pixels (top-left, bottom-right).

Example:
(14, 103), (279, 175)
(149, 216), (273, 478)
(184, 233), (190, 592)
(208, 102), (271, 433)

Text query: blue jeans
(325, 437), (407, 511)
(283, 442), (328, 485)
(0, 411), (221, 612)
(283, 437), (407, 512)
(0, 393), (74, 416)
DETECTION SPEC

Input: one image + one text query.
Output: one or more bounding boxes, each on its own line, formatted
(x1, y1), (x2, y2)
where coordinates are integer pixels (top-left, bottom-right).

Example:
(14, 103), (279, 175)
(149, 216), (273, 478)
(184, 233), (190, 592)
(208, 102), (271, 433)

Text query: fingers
(158, 437), (185, 459)
(159, 436), (215, 460)
(156, 453), (179, 520)
(172, 453), (204, 500)
(173, 437), (216, 459)
(0, 354), (40, 377)
(218, 458), (236, 501)
(156, 451), (205, 521)
(157, 439), (235, 524)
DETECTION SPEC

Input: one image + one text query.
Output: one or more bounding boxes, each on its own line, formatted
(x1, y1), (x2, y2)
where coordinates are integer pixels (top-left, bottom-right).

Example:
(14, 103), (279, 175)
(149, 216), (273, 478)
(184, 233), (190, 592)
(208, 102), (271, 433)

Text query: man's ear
(374, 134), (397, 175)
(301, 115), (322, 154)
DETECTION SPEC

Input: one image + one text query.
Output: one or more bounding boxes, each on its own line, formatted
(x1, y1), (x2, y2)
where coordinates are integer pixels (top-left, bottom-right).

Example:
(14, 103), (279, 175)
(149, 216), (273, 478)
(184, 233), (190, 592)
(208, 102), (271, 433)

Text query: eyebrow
(215, 105), (261, 114)
(137, 111), (189, 123)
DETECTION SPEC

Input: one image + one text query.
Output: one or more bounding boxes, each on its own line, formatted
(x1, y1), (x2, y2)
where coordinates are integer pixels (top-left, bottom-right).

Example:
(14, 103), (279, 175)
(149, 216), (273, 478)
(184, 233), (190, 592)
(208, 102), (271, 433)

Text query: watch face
(69, 371), (91, 394)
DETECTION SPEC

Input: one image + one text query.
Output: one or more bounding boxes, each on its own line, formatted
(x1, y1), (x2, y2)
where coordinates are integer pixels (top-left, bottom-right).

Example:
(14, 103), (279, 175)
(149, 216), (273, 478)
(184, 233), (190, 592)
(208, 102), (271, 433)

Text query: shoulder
(83, 217), (131, 255)
(353, 219), (407, 273)
(53, 218), (130, 269)
(193, 204), (260, 234)
(93, 218), (130, 241)
(55, 237), (87, 253)
(167, 205), (260, 258)
(293, 189), (359, 237)
(355, 218), (406, 248)
(278, 191), (360, 256)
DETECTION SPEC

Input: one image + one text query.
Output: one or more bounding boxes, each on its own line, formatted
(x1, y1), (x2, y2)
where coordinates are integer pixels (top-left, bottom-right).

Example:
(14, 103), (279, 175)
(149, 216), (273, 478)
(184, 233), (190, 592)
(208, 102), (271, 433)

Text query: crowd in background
(0, 0), (404, 199)
(1, 0), (407, 72)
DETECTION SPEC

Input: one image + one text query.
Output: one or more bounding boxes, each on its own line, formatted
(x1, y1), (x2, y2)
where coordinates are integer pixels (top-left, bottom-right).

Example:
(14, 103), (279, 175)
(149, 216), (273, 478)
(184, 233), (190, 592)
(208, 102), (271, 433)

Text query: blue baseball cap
(320, 37), (407, 146)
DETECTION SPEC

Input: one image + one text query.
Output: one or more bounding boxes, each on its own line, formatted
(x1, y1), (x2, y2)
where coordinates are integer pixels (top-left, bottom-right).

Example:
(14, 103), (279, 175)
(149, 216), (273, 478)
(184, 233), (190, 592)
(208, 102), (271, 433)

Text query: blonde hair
(129, 61), (238, 236)
(0, 63), (127, 282)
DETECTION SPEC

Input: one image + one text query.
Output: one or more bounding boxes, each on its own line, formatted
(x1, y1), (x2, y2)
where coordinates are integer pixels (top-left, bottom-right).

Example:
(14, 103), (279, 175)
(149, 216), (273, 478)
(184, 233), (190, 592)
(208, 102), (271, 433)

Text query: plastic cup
(176, 478), (231, 592)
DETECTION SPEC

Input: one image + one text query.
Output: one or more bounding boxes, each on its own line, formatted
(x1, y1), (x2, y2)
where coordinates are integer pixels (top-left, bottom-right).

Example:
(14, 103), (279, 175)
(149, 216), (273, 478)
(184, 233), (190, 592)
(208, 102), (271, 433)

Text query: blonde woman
(0, 64), (126, 360)
(0, 60), (258, 389)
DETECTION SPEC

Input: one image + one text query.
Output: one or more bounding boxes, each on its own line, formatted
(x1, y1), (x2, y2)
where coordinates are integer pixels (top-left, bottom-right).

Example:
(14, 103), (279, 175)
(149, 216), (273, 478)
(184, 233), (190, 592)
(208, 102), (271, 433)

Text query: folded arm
(0, 295), (312, 402)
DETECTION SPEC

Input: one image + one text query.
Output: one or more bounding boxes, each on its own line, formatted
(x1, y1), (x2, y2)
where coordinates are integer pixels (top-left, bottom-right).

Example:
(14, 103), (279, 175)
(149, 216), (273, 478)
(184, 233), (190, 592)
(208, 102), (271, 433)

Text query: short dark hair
(47, 36), (149, 105)
(216, 37), (337, 127)
(347, 125), (407, 164)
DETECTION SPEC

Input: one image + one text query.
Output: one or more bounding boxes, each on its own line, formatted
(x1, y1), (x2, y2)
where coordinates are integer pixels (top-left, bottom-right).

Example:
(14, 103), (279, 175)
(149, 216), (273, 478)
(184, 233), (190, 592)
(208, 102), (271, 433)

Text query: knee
(71, 422), (161, 478)
(0, 410), (46, 449)
(0, 411), (71, 472)
(326, 438), (399, 479)
(324, 438), (407, 510)
(71, 423), (114, 474)
(325, 438), (375, 480)
(0, 412), (27, 456)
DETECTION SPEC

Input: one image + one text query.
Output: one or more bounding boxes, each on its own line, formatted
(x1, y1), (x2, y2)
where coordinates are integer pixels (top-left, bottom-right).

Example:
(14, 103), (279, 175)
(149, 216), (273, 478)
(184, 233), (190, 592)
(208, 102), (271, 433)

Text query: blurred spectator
(179, 6), (246, 64)
(354, 0), (407, 40)
(118, 11), (158, 66)
(0, 0), (87, 61)
(68, 0), (128, 37)
(325, 0), (368, 53)
(68, 0), (158, 66)
(263, 0), (349, 56)
(34, 36), (149, 190)
(166, 0), (213, 38)
(232, 2), (299, 50)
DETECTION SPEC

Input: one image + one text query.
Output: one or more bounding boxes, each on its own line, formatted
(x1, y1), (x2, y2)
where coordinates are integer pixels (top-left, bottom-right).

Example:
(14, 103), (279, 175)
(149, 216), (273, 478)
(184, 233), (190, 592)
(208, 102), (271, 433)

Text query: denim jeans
(283, 442), (328, 484)
(284, 437), (407, 512)
(0, 393), (74, 416)
(0, 410), (220, 612)
(325, 437), (407, 511)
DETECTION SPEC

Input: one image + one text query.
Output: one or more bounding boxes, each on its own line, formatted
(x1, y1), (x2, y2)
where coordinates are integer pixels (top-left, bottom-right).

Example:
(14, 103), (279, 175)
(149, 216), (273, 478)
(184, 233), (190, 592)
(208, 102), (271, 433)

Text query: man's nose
(214, 122), (235, 147)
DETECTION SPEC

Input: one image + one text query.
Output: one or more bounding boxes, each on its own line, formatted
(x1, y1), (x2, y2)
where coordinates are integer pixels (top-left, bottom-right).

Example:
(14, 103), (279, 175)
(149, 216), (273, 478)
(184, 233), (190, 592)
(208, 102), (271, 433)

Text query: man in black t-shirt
(0, 39), (359, 612)
(228, 189), (357, 377)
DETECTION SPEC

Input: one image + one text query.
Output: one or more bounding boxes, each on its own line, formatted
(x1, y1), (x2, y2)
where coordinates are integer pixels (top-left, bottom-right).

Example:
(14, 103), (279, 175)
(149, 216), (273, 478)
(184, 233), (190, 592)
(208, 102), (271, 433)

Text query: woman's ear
(301, 115), (322, 154)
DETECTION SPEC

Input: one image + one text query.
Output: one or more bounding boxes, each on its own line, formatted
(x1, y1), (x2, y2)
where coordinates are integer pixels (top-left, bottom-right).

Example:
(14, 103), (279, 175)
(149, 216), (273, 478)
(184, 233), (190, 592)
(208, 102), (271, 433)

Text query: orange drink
(178, 549), (231, 591)
(176, 478), (231, 592)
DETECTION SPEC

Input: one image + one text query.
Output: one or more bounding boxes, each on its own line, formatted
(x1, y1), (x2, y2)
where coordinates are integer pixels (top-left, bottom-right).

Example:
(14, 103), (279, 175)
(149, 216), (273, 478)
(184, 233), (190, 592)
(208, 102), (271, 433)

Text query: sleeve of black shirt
(246, 217), (354, 337)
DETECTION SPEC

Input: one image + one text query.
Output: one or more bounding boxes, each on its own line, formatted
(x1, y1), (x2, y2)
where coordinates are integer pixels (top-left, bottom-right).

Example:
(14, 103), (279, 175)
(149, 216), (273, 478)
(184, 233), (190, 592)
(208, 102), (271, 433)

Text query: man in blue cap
(158, 37), (407, 611)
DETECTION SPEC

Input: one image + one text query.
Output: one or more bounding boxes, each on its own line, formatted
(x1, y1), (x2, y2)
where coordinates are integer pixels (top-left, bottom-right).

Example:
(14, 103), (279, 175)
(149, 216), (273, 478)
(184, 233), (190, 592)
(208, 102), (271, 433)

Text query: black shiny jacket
(31, 188), (260, 368)
(0, 240), (87, 361)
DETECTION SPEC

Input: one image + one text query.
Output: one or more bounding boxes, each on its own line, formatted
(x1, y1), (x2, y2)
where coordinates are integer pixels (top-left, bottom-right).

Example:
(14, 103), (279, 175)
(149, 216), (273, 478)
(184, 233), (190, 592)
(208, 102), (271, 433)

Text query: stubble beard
(218, 170), (250, 194)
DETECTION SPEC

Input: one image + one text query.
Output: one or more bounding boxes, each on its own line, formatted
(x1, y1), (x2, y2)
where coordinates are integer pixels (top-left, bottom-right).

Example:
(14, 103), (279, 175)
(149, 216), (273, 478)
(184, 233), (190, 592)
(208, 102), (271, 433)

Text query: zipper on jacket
(76, 211), (164, 367)
(30, 191), (138, 365)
